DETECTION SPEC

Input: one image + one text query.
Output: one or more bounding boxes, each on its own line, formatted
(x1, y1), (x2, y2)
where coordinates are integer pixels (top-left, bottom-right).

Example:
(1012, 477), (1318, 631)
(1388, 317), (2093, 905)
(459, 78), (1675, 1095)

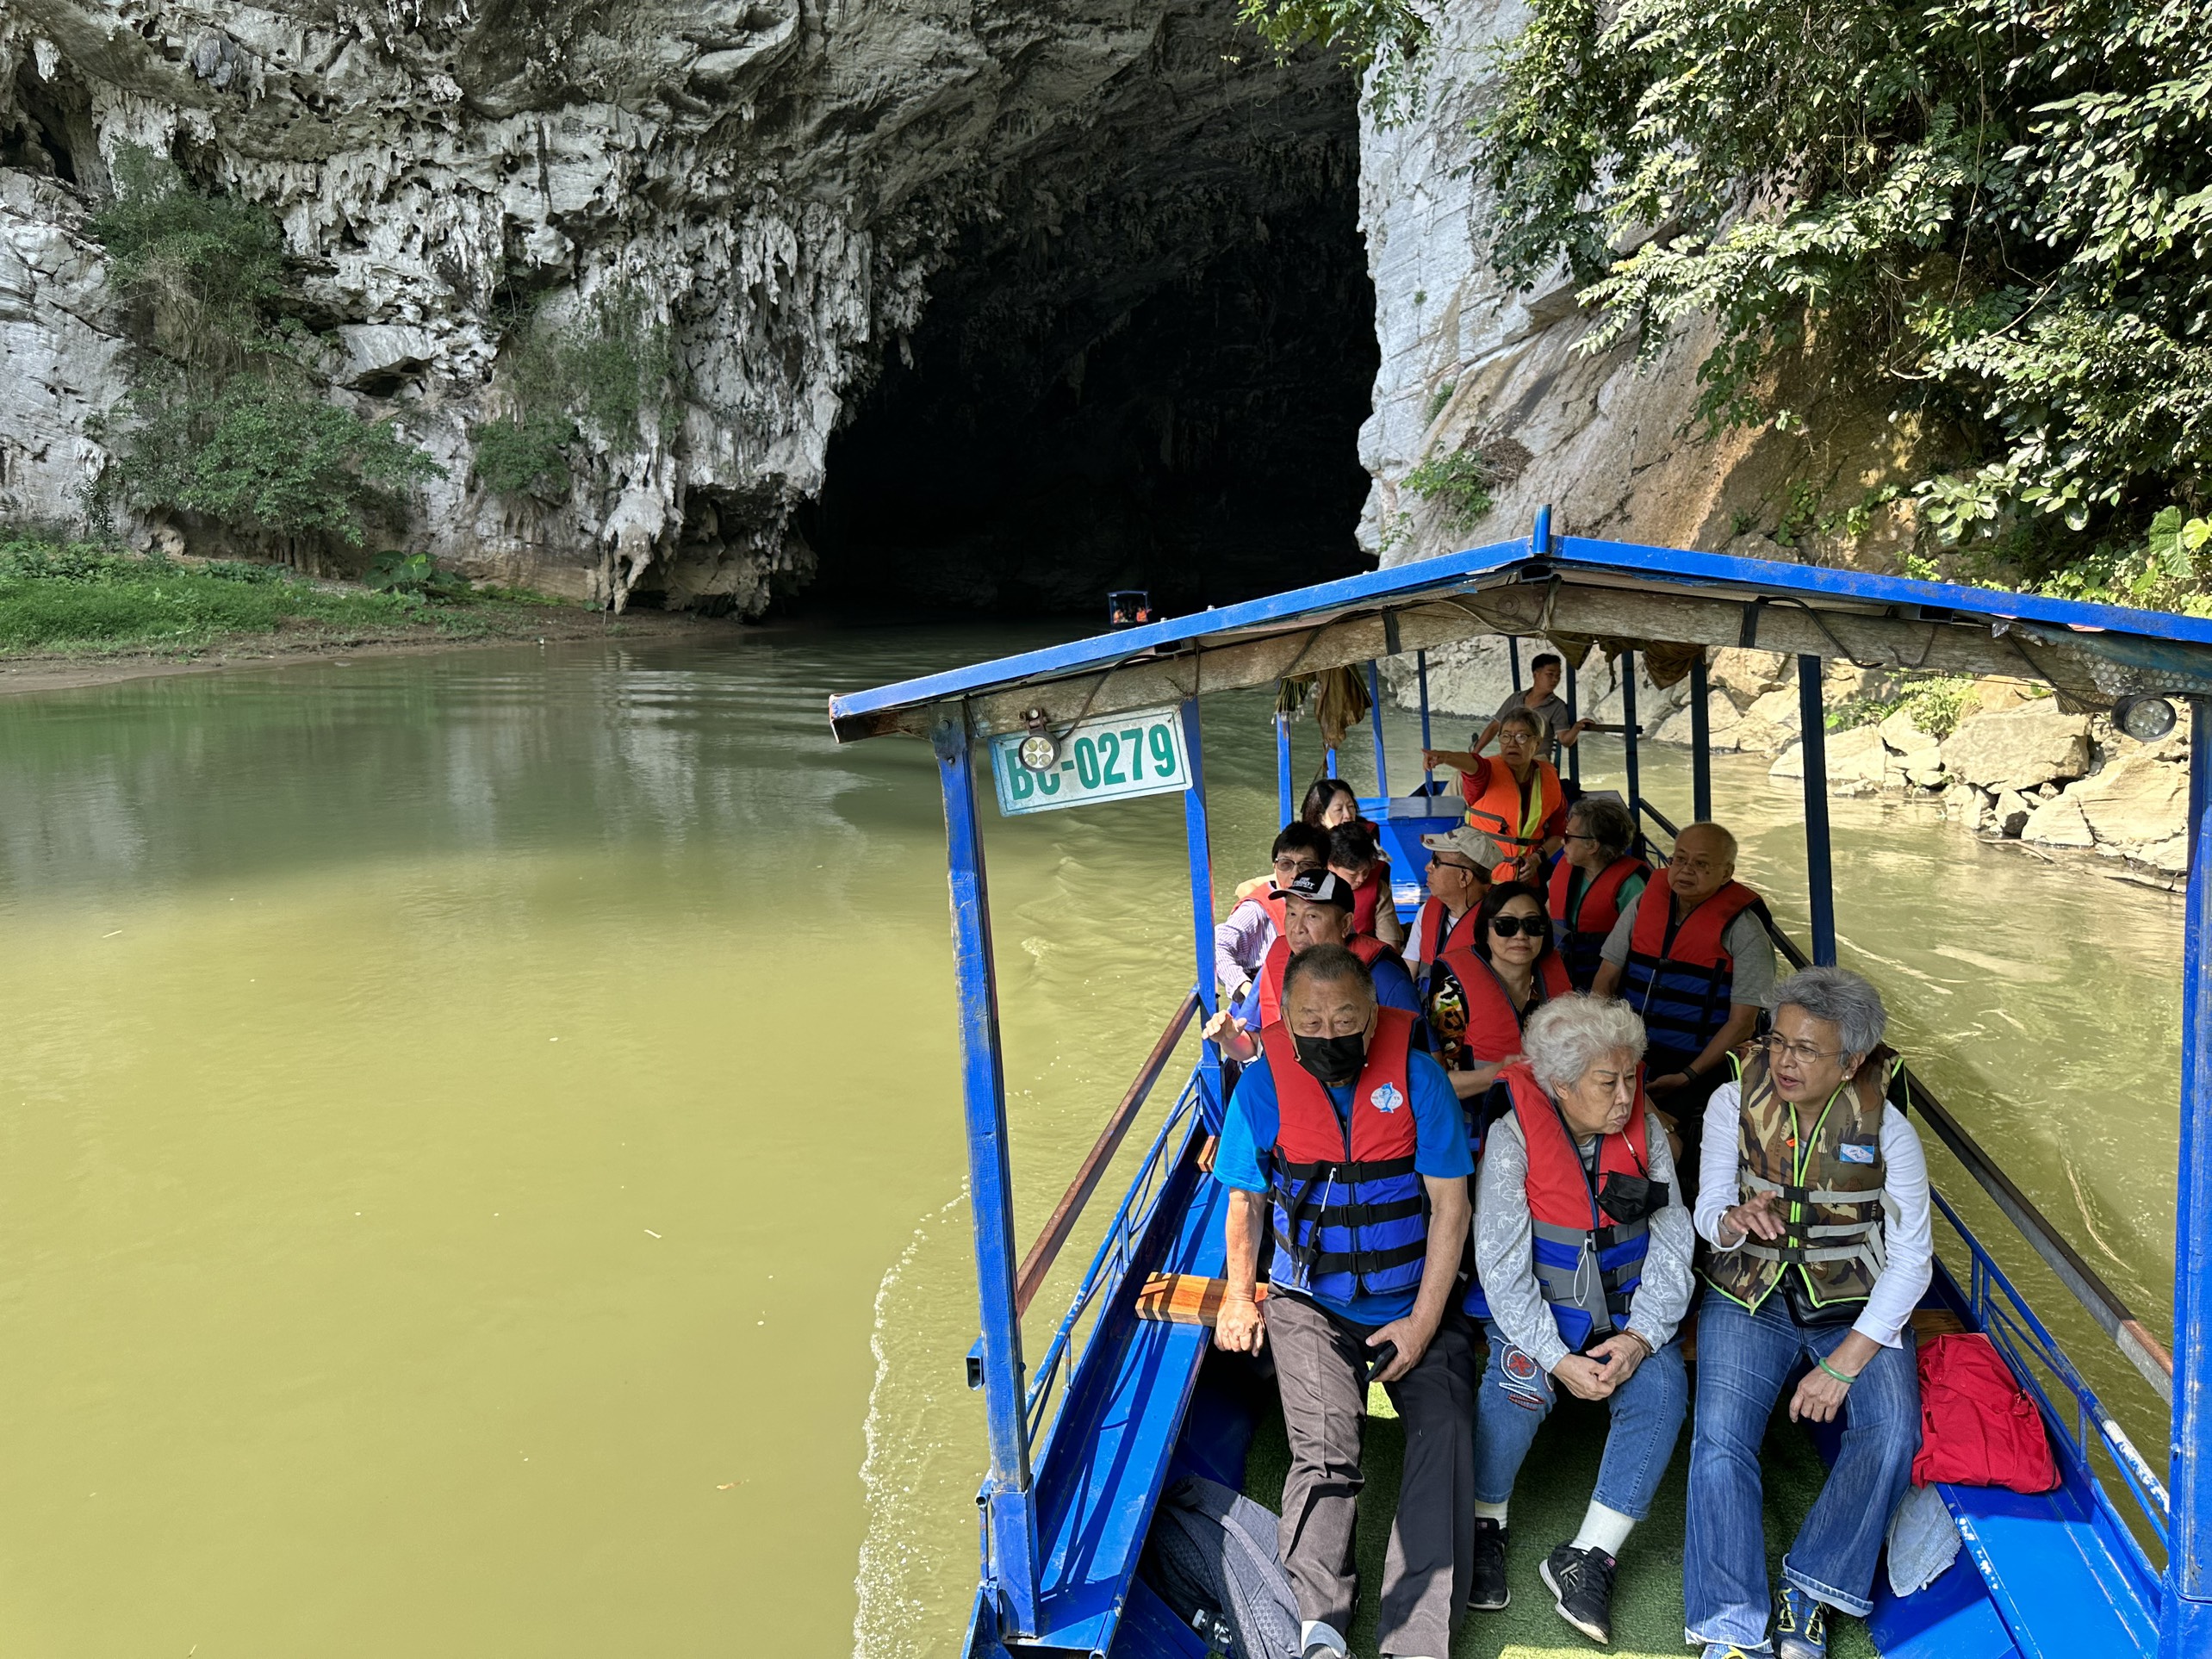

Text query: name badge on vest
(1838, 1141), (1877, 1164)
(1370, 1082), (1406, 1115)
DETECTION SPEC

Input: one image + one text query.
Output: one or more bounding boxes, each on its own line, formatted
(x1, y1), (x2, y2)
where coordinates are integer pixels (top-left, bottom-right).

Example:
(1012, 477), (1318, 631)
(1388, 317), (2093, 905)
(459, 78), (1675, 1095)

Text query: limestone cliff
(0, 0), (1351, 609)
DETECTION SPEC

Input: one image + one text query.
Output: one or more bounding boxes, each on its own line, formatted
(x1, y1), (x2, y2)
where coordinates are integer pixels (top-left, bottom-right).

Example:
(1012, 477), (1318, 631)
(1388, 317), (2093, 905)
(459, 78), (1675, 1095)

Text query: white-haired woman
(1464, 993), (1693, 1647)
(1686, 966), (1932, 1659)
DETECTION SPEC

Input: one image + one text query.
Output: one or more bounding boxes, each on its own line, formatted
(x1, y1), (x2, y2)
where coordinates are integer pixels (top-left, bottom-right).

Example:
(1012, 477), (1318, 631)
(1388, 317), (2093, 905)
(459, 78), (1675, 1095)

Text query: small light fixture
(2113, 693), (2178, 743)
(1016, 708), (1059, 773)
(2105, 690), (2176, 743)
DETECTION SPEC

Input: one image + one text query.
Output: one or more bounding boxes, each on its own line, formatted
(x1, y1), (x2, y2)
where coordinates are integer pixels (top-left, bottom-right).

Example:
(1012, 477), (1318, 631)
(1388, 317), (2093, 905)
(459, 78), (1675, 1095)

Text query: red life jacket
(1912, 1333), (2060, 1494)
(1348, 860), (1393, 935)
(1256, 932), (1405, 1027)
(1621, 879), (1765, 1062)
(1426, 946), (1571, 1069)
(1549, 854), (1650, 990)
(1415, 897), (1480, 966)
(1468, 1063), (1652, 1344)
(1460, 757), (1565, 878)
(1258, 1008), (1427, 1302)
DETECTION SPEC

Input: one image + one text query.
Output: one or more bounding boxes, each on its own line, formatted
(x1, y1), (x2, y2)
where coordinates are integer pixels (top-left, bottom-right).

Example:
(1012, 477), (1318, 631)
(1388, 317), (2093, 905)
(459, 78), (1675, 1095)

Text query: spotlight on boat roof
(2113, 692), (2178, 743)
(1016, 707), (1059, 773)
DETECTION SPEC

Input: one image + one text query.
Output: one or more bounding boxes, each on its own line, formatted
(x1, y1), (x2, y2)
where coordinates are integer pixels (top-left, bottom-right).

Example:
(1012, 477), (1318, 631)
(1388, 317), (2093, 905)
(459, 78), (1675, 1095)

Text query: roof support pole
(930, 704), (1039, 1638)
(1796, 656), (1837, 967)
(1564, 658), (1581, 787)
(1418, 649), (1434, 796)
(2162, 697), (2212, 1657)
(1367, 661), (1391, 798)
(1622, 652), (1643, 843)
(1182, 698), (1227, 1130)
(1510, 634), (1523, 693)
(1689, 654), (1712, 824)
(1327, 744), (1338, 780)
(1277, 711), (1293, 826)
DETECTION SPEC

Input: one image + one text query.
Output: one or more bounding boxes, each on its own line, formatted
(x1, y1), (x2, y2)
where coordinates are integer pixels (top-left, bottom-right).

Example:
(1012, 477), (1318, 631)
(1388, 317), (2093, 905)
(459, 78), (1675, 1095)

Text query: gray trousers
(1267, 1292), (1475, 1658)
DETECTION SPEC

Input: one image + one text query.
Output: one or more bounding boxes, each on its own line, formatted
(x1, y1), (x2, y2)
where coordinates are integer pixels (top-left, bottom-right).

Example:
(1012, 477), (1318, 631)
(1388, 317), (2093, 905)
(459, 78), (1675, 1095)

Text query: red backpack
(1911, 1333), (2060, 1493)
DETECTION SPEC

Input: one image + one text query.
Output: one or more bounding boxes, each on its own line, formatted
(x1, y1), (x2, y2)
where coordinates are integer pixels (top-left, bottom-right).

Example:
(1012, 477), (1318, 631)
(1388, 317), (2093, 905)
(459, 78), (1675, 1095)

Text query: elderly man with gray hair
(1463, 992), (1693, 1646)
(1685, 966), (1932, 1659)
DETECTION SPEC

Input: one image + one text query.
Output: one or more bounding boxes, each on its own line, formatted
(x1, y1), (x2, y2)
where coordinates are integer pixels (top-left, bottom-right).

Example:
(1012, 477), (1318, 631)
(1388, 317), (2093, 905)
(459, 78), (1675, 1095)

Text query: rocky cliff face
(0, 0), (1353, 610)
(1354, 3), (1926, 606)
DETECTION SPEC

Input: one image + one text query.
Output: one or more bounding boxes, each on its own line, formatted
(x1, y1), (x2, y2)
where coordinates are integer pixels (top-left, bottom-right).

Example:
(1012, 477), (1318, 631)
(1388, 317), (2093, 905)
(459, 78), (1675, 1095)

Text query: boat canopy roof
(828, 530), (2212, 743)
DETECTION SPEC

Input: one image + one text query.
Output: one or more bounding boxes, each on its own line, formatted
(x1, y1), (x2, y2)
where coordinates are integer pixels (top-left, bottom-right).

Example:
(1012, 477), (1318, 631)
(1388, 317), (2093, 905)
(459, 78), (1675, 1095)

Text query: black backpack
(1140, 1475), (1302, 1659)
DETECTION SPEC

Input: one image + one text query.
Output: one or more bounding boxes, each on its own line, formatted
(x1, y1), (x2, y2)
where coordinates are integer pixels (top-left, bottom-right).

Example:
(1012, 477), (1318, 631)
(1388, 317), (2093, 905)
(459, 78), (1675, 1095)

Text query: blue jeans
(1474, 1321), (1688, 1520)
(1684, 1288), (1922, 1645)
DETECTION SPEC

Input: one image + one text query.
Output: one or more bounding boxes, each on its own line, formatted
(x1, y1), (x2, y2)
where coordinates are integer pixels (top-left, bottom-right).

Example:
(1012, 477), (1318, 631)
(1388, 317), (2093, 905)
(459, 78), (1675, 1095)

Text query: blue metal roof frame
(827, 526), (2212, 742)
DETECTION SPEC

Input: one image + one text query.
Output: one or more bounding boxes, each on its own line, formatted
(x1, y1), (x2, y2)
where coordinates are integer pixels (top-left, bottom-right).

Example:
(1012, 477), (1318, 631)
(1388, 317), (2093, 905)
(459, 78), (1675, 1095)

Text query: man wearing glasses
(1406, 825), (1494, 975)
(1590, 822), (1774, 1192)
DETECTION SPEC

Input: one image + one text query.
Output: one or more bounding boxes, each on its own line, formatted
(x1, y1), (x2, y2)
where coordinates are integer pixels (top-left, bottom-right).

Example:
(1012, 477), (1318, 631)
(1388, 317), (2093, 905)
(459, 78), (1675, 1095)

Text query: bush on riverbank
(0, 534), (551, 656)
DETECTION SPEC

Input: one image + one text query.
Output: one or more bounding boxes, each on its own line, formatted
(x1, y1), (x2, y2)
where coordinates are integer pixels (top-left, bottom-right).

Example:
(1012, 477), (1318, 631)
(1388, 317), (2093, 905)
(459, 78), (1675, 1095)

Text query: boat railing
(1629, 797), (2178, 1406)
(1934, 1185), (2172, 1563)
(1022, 1063), (1205, 1446)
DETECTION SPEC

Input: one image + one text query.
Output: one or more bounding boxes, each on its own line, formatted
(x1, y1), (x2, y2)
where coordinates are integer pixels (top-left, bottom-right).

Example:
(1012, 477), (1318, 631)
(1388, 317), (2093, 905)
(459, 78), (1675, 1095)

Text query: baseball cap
(1420, 825), (1500, 867)
(1277, 869), (1356, 910)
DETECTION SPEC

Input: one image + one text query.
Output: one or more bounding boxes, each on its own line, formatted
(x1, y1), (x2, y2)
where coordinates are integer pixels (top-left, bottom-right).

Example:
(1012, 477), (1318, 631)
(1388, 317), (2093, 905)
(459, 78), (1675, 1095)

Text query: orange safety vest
(1459, 757), (1565, 878)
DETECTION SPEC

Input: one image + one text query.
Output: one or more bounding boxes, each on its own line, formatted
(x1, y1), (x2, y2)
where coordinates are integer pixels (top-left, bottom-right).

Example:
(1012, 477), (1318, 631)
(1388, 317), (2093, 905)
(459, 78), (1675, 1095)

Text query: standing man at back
(1591, 822), (1773, 1191)
(1469, 651), (1590, 763)
(1212, 947), (1476, 1659)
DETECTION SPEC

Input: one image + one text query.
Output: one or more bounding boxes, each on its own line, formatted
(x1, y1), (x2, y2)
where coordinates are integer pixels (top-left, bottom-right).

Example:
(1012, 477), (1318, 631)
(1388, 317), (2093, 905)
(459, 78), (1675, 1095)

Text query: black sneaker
(1467, 1516), (1510, 1610)
(1539, 1541), (1617, 1645)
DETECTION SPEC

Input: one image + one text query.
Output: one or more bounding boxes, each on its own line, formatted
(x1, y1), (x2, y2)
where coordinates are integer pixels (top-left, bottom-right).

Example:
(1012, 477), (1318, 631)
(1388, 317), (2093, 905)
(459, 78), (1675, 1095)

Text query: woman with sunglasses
(1684, 967), (1930, 1659)
(1424, 881), (1572, 1115)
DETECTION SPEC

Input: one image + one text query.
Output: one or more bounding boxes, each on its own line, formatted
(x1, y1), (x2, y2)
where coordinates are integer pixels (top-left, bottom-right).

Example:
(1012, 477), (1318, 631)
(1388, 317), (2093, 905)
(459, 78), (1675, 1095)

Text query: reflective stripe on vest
(1704, 1050), (1889, 1314)
(1464, 1064), (1652, 1340)
(1461, 759), (1564, 876)
(1619, 880), (1763, 1059)
(1262, 1008), (1427, 1302)
(1548, 855), (1650, 991)
(1257, 933), (1404, 1027)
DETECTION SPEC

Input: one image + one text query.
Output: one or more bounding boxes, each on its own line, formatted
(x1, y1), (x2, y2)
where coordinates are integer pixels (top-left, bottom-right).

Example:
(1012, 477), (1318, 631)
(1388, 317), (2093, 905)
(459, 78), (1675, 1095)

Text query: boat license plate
(989, 706), (1190, 816)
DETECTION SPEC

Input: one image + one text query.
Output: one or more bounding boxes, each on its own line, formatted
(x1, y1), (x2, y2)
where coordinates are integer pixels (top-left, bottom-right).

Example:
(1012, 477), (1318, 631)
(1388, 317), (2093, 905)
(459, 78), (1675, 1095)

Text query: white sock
(1299, 1618), (1348, 1656)
(1569, 1499), (1636, 1557)
(1474, 1498), (1510, 1525)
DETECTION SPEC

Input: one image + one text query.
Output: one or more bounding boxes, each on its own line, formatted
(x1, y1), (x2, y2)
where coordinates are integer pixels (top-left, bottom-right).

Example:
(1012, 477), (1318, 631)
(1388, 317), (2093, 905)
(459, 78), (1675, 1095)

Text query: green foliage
(1401, 450), (1500, 528)
(1422, 380), (1457, 426)
(471, 412), (576, 500)
(1471, 0), (2212, 559)
(112, 375), (444, 546)
(85, 148), (442, 550)
(1826, 674), (1975, 739)
(365, 550), (475, 599)
(2028, 506), (2212, 615)
(88, 147), (283, 369)
(1234, 0), (1431, 116)
(473, 284), (676, 500)
(0, 532), (417, 652)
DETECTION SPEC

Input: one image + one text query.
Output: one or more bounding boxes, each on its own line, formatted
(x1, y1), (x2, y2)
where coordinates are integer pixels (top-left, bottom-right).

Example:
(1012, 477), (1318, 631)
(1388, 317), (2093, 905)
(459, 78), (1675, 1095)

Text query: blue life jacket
(1261, 1010), (1426, 1304)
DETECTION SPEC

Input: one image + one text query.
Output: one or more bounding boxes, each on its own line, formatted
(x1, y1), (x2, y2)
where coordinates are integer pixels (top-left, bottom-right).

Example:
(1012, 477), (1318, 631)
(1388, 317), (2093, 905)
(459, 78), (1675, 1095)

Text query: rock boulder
(1940, 702), (2092, 795)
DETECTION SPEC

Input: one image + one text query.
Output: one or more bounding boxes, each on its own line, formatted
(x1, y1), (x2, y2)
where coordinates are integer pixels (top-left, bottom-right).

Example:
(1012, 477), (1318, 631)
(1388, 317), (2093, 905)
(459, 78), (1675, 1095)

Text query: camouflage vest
(1706, 1048), (1890, 1314)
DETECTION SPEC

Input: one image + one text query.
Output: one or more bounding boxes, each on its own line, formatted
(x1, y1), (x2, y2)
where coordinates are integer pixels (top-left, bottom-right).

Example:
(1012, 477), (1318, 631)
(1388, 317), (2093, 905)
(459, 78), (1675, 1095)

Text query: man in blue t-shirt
(1212, 945), (1476, 1659)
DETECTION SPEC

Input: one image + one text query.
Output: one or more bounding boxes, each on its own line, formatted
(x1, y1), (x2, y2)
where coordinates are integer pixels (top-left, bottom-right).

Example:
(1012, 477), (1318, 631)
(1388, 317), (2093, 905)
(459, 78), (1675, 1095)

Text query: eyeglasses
(1273, 855), (1315, 873)
(1488, 914), (1547, 938)
(1428, 855), (1478, 874)
(1762, 1034), (1839, 1065)
(1562, 831), (1597, 844)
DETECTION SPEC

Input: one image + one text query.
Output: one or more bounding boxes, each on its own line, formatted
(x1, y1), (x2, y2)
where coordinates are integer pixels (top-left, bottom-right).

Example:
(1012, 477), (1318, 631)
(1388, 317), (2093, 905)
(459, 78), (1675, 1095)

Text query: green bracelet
(1816, 1356), (1858, 1386)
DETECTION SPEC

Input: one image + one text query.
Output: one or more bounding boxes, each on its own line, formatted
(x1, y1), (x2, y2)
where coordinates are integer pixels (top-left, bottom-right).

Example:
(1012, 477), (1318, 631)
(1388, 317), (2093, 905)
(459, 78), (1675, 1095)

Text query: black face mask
(1598, 1169), (1668, 1222)
(1292, 1031), (1367, 1085)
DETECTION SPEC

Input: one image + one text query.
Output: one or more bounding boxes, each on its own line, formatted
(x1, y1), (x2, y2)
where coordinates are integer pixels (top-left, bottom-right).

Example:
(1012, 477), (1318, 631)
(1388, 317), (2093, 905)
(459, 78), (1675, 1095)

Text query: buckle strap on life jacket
(1741, 1171), (1885, 1211)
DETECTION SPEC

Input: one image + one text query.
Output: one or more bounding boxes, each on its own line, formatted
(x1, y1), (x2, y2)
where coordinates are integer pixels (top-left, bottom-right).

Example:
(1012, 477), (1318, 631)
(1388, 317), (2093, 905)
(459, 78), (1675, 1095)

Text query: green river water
(0, 626), (2182, 1655)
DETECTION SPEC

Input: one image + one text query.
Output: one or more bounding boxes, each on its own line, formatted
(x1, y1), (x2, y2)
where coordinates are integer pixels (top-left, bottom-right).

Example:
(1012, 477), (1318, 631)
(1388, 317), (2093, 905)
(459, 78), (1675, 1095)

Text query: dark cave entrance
(798, 110), (1377, 618)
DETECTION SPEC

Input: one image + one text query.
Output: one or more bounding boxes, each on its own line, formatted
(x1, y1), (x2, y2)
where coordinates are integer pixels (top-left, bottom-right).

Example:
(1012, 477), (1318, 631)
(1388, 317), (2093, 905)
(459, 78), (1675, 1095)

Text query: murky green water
(0, 630), (2182, 1654)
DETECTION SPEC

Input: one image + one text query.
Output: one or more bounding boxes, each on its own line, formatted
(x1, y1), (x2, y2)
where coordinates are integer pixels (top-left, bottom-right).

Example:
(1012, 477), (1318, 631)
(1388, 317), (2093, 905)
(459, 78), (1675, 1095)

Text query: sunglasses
(1488, 914), (1548, 938)
(1428, 855), (1479, 874)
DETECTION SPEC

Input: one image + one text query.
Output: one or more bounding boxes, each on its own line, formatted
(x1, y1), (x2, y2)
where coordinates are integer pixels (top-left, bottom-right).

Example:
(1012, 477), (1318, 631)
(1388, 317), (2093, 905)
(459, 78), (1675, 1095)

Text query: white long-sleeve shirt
(1695, 1078), (1934, 1349)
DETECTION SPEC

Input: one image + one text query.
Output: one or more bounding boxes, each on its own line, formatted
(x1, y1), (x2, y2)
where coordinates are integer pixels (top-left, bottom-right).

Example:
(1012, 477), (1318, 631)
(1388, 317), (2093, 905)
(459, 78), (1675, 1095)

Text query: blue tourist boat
(828, 515), (2209, 1658)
